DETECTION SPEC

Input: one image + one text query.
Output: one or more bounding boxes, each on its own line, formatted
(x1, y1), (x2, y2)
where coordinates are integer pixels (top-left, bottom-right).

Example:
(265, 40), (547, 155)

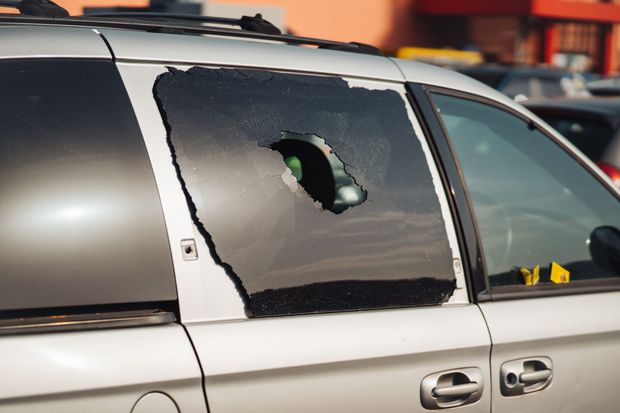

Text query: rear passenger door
(118, 62), (492, 413)
(0, 53), (205, 412)
(421, 87), (620, 412)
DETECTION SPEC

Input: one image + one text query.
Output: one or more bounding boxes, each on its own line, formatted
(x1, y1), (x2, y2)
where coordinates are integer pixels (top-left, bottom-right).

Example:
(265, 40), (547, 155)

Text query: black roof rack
(0, 0), (68, 17)
(86, 12), (282, 35)
(0, 12), (382, 56)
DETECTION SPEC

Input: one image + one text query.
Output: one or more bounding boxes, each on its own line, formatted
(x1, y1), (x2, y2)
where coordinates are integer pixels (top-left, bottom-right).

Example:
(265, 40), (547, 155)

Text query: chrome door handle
(520, 369), (552, 384)
(501, 357), (553, 396)
(433, 382), (481, 398)
(421, 368), (483, 410)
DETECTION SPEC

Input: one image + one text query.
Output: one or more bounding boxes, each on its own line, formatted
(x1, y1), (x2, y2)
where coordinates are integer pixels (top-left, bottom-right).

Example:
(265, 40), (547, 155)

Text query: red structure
(417, 0), (620, 74)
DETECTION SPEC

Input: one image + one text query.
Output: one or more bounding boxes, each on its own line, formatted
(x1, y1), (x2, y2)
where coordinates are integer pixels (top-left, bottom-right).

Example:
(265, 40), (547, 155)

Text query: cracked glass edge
(347, 79), (469, 305)
(268, 131), (367, 214)
(340, 76), (466, 304)
(152, 68), (253, 308)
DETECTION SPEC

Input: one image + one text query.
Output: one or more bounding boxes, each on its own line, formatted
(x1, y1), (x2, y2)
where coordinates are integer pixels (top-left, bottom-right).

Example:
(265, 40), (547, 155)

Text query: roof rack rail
(0, 14), (383, 56)
(85, 12), (282, 35)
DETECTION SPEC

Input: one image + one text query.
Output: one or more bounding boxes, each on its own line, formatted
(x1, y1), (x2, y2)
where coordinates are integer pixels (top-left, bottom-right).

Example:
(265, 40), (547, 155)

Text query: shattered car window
(154, 67), (456, 316)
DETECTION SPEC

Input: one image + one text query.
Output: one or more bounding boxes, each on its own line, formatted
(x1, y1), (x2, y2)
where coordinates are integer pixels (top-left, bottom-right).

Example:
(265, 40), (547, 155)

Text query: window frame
(409, 82), (620, 302)
(151, 66), (467, 317)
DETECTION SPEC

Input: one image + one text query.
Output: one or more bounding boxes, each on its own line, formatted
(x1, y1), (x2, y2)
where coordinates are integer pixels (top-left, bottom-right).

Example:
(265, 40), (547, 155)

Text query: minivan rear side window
(155, 67), (456, 316)
(0, 59), (176, 312)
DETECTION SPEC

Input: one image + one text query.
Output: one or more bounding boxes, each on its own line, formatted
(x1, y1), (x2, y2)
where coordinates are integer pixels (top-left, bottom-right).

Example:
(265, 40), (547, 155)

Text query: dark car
(586, 77), (620, 96)
(524, 97), (620, 187)
(459, 65), (589, 100)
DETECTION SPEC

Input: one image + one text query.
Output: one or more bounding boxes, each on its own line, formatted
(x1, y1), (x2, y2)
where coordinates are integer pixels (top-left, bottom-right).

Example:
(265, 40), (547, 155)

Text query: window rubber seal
(0, 308), (176, 336)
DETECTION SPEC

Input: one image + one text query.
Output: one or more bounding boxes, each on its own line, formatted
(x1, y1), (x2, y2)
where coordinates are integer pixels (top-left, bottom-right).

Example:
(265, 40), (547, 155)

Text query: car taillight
(596, 161), (620, 188)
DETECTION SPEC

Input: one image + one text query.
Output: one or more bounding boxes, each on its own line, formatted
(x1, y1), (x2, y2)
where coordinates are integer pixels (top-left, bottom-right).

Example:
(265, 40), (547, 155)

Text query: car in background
(586, 77), (620, 96)
(458, 65), (589, 101)
(396, 46), (484, 68)
(524, 97), (620, 187)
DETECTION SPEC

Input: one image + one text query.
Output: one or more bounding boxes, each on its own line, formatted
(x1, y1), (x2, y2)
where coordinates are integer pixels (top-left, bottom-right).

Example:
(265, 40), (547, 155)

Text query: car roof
(0, 24), (111, 59)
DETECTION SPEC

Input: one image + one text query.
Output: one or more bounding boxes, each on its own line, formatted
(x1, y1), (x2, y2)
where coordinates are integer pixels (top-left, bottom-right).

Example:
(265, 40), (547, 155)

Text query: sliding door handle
(433, 382), (481, 398)
(520, 369), (552, 384)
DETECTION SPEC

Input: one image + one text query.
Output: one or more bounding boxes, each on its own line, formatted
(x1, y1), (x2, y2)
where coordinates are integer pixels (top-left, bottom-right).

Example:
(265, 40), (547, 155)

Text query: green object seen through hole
(285, 156), (303, 181)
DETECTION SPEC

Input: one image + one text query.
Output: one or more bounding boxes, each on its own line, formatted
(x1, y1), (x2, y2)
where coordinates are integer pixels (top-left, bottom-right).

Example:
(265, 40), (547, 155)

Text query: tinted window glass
(432, 93), (620, 286)
(541, 116), (614, 160)
(0, 59), (175, 311)
(155, 67), (456, 316)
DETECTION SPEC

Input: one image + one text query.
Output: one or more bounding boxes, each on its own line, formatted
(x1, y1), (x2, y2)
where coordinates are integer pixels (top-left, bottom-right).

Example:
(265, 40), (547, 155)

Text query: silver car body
(0, 22), (618, 413)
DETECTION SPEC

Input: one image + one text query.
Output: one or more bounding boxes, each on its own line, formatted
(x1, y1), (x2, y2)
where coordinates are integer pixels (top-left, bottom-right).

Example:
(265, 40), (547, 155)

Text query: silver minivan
(0, 11), (619, 413)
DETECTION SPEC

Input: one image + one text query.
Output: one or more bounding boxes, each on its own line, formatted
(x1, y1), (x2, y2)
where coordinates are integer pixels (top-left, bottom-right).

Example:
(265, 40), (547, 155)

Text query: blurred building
(5, 0), (620, 74)
(209, 0), (620, 74)
(414, 0), (620, 74)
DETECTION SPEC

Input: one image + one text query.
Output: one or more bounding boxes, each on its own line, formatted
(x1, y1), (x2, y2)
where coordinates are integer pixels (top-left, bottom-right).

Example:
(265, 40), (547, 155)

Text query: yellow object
(396, 47), (484, 66)
(520, 265), (540, 286)
(550, 262), (570, 284)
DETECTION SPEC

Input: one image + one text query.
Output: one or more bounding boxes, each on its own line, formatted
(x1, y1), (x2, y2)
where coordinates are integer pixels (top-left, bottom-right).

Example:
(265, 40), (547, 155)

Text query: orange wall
(1, 0), (416, 50)
(0, 0), (148, 16)
(62, 0), (148, 15)
(68, 0), (149, 15)
(211, 0), (416, 50)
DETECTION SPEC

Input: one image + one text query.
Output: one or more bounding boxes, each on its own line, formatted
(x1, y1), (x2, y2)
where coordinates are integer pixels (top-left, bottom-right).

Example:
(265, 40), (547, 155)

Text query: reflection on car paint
(0, 60), (176, 312)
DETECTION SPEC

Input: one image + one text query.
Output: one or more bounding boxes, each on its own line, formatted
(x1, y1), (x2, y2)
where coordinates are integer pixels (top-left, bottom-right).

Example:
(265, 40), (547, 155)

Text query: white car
(0, 10), (619, 413)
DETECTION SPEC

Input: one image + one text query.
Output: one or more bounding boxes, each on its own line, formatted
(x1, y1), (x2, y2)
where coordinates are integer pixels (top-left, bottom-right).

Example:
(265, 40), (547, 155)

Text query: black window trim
(409, 82), (620, 302)
(406, 83), (487, 303)
(0, 306), (177, 336)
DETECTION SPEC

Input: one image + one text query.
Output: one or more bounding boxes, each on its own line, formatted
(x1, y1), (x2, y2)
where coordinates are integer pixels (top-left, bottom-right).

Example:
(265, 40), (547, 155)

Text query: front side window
(431, 93), (620, 287)
(154, 67), (457, 316)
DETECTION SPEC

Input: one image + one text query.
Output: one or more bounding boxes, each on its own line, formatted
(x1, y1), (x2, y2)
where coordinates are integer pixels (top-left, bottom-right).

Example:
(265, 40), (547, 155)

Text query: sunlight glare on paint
(57, 206), (89, 221)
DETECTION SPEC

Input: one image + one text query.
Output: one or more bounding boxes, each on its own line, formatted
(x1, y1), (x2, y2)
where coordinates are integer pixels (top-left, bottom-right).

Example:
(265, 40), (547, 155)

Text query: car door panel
(425, 89), (620, 412)
(114, 55), (491, 412)
(480, 292), (620, 412)
(187, 305), (491, 413)
(0, 56), (207, 413)
(0, 324), (206, 412)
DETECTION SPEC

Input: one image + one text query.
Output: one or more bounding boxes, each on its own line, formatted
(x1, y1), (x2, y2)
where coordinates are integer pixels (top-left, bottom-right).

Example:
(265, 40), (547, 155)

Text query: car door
(116, 57), (492, 412)
(0, 51), (206, 412)
(420, 86), (620, 412)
